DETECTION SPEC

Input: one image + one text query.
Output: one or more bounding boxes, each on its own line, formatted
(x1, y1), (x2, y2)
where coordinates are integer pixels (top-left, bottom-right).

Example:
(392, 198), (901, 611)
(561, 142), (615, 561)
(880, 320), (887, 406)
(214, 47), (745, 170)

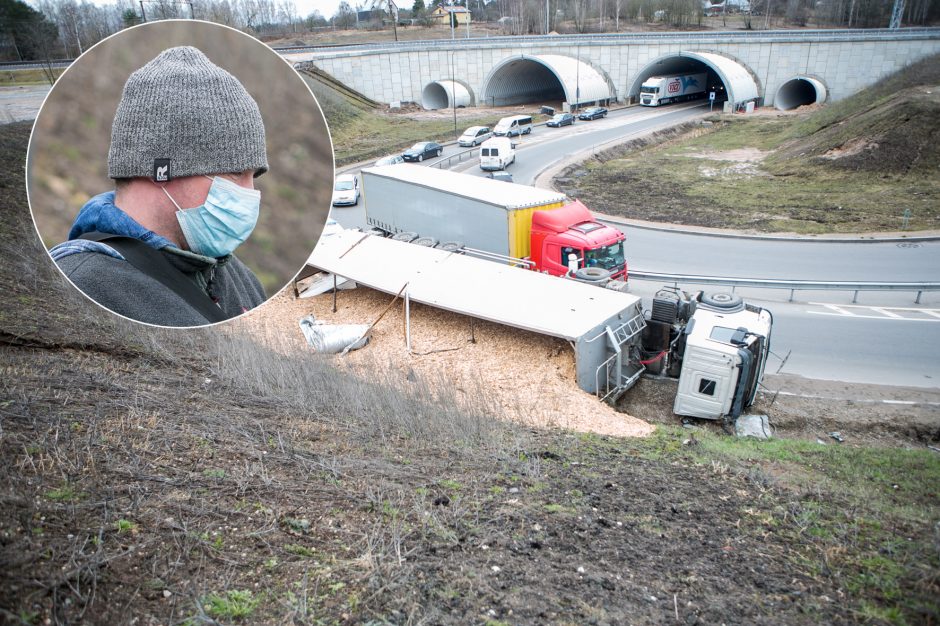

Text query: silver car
(458, 126), (492, 147)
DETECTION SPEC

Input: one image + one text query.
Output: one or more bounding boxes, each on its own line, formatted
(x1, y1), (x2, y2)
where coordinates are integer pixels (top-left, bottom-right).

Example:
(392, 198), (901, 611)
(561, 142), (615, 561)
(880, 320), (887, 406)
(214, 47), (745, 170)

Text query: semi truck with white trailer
(308, 228), (773, 421)
(639, 72), (707, 106)
(361, 164), (628, 282)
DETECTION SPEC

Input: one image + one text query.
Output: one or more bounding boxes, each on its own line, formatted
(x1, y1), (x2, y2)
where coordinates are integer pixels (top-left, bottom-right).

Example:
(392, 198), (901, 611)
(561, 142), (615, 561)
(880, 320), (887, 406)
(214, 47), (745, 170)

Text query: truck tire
(700, 291), (743, 310)
(391, 231), (419, 243)
(413, 236), (438, 247)
(437, 241), (464, 252)
(605, 280), (629, 293)
(574, 267), (612, 282)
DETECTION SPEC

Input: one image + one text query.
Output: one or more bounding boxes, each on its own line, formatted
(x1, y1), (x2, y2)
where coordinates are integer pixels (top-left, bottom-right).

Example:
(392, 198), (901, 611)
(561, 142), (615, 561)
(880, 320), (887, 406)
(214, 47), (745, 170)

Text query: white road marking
(772, 391), (940, 406)
(808, 302), (940, 322)
(808, 311), (940, 322)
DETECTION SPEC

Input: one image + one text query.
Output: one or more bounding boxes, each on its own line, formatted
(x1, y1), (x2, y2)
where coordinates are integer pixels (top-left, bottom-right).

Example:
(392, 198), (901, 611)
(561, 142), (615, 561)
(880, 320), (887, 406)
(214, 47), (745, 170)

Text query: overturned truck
(307, 229), (772, 421)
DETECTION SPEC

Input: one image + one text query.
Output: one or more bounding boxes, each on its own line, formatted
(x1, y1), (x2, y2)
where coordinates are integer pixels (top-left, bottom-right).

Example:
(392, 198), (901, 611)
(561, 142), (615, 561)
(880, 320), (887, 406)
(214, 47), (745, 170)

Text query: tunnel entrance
(630, 52), (759, 110)
(775, 77), (827, 110)
(481, 55), (612, 109)
(481, 59), (564, 107)
(421, 80), (472, 110)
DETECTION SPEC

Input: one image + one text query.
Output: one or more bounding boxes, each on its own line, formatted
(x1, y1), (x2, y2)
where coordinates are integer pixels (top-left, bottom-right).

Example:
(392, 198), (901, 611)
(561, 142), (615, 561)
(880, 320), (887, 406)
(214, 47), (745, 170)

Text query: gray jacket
(55, 245), (266, 327)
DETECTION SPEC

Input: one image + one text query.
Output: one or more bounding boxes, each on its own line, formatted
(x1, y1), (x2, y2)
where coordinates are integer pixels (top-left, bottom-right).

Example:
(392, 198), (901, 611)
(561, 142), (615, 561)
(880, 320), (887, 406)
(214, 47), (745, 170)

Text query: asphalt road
(330, 104), (940, 389)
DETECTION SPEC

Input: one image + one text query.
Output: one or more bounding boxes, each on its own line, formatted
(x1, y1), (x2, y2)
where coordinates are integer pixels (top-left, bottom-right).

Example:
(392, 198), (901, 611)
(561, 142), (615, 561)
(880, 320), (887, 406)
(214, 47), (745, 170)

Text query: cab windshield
(640, 85), (658, 94)
(584, 242), (625, 271)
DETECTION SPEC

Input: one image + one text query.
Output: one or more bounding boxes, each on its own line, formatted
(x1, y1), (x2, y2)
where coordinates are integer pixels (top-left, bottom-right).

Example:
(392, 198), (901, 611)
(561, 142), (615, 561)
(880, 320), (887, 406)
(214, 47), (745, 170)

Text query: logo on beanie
(154, 159), (170, 182)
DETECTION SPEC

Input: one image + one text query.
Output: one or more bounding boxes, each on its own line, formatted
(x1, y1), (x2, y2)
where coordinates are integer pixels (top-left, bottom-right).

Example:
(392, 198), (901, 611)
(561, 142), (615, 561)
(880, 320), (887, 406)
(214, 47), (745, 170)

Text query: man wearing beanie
(50, 46), (268, 327)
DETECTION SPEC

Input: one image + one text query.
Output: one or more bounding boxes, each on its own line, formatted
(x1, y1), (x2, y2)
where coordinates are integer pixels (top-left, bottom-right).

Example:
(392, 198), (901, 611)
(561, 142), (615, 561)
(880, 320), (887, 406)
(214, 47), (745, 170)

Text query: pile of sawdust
(237, 284), (653, 438)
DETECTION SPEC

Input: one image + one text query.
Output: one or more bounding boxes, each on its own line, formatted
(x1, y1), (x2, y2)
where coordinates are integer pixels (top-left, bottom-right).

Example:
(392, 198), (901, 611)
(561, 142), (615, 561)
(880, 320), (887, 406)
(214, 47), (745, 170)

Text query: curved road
(330, 104), (940, 390)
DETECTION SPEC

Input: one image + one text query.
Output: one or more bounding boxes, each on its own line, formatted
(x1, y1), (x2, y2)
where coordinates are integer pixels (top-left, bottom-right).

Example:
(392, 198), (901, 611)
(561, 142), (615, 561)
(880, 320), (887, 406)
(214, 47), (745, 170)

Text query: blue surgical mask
(163, 176), (261, 258)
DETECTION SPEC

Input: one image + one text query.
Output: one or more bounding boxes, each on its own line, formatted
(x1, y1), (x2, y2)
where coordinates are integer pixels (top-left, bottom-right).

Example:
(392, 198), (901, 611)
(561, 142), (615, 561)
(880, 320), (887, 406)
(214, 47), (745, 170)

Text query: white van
(493, 114), (533, 137)
(479, 137), (515, 171)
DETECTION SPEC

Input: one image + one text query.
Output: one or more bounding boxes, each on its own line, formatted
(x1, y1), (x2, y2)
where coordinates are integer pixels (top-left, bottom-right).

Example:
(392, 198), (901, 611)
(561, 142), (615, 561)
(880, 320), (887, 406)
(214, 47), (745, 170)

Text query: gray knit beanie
(108, 46), (268, 181)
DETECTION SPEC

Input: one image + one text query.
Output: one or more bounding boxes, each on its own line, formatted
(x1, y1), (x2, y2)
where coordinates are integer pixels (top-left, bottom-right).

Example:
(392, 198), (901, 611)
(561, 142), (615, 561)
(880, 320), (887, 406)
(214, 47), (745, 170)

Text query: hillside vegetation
(2, 121), (939, 624)
(559, 54), (940, 234)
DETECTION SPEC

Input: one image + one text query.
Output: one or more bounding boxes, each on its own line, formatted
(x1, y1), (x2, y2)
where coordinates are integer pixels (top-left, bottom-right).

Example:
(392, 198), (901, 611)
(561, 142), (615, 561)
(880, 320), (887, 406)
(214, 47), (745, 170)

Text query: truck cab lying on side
(640, 288), (772, 420)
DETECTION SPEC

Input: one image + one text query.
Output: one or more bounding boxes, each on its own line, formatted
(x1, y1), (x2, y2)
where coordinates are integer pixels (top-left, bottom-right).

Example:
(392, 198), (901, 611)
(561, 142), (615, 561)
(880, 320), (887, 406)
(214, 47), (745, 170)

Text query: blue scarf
(51, 192), (176, 261)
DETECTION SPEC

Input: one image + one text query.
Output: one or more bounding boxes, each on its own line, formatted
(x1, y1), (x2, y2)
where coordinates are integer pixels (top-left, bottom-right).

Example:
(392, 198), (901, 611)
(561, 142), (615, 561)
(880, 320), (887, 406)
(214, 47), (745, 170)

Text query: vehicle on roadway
(361, 164), (626, 281)
(402, 141), (443, 162)
(479, 137), (515, 171)
(374, 154), (404, 166)
(578, 106), (608, 120)
(547, 112), (576, 127)
(493, 114), (533, 137)
(458, 126), (492, 147)
(640, 73), (707, 106)
(487, 171), (514, 183)
(331, 174), (360, 206)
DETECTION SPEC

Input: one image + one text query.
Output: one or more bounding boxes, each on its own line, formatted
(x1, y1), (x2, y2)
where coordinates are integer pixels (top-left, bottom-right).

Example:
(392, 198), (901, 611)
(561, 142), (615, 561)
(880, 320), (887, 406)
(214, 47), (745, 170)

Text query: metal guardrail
(292, 27), (940, 56)
(629, 270), (940, 304)
(431, 147), (478, 169)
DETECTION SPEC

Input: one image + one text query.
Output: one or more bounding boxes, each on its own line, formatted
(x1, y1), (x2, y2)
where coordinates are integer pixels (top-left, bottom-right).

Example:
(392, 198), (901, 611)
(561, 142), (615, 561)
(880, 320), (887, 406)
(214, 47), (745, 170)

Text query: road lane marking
(808, 311), (940, 322)
(822, 304), (856, 316)
(808, 303), (940, 322)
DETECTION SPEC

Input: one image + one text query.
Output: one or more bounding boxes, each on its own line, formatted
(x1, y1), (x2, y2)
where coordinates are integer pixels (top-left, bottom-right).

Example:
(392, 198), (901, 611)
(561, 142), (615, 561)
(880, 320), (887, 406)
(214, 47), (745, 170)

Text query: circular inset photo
(27, 20), (333, 328)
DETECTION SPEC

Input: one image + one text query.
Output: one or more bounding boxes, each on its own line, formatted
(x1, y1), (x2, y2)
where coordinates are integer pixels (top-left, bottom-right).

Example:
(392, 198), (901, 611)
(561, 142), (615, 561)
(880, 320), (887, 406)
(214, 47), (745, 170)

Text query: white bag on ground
(299, 315), (370, 354)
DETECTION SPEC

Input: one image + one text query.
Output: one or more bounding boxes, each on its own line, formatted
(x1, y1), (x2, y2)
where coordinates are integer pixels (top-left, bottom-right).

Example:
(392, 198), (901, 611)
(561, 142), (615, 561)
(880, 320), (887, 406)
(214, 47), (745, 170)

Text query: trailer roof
(363, 164), (567, 211)
(308, 229), (642, 341)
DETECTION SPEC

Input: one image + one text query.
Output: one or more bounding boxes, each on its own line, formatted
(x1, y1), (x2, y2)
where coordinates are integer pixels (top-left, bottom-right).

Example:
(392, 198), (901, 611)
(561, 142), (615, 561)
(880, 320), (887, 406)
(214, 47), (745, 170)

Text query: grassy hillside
(559, 54), (940, 234)
(2, 120), (939, 624)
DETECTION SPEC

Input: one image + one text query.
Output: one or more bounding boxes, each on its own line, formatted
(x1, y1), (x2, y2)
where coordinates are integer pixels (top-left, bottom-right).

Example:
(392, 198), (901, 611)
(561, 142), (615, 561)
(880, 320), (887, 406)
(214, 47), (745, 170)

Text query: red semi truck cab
(529, 200), (628, 280)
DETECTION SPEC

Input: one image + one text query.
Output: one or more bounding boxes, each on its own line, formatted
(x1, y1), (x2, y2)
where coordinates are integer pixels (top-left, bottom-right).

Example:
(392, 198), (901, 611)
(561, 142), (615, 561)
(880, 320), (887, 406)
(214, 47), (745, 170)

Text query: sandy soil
(238, 283), (655, 439)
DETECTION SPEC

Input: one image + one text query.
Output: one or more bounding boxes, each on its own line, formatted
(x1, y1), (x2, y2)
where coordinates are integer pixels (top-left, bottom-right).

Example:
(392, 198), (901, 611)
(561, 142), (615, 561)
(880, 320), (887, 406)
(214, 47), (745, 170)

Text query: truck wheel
(413, 236), (438, 247)
(437, 241), (464, 252)
(700, 292), (743, 310)
(574, 267), (612, 282)
(391, 231), (419, 243)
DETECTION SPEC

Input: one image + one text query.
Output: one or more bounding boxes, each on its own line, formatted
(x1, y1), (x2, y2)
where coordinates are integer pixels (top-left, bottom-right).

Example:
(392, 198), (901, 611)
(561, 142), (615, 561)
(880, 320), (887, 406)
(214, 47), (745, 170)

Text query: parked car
(402, 141), (443, 162)
(578, 107), (608, 120)
(331, 174), (360, 206)
(458, 126), (492, 147)
(487, 171), (514, 183)
(547, 112), (576, 127)
(374, 154), (404, 166)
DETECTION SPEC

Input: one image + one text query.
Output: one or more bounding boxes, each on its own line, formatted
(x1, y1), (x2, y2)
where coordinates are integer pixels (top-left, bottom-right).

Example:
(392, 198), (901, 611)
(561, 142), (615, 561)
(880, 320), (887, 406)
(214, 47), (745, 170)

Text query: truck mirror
(567, 253), (579, 275)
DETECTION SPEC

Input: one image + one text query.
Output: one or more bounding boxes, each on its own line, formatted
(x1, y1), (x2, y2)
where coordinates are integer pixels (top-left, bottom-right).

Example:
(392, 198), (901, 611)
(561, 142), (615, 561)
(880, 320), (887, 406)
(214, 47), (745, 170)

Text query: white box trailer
(640, 72), (708, 106)
(362, 165), (566, 259)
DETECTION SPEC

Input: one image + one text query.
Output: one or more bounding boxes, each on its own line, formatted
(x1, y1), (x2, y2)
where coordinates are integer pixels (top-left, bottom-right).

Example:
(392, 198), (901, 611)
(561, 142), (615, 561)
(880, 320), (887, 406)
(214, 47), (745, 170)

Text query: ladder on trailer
(595, 312), (647, 403)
